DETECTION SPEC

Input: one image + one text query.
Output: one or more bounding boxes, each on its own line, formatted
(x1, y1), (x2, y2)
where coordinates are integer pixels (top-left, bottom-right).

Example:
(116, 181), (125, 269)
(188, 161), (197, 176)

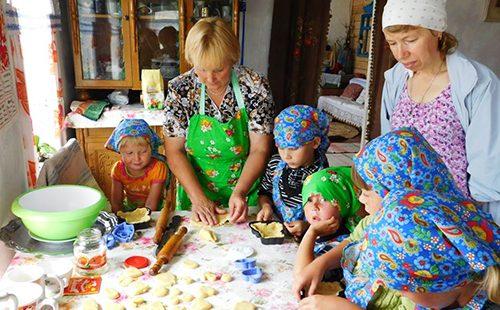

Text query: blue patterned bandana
(343, 189), (500, 308)
(105, 119), (164, 160)
(274, 105), (330, 155)
(352, 127), (463, 198)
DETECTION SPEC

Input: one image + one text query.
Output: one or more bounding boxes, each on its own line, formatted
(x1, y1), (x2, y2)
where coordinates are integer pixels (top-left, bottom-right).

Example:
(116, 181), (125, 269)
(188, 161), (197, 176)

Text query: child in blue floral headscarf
(257, 105), (330, 238)
(293, 127), (482, 308)
(342, 189), (499, 309)
(105, 119), (168, 213)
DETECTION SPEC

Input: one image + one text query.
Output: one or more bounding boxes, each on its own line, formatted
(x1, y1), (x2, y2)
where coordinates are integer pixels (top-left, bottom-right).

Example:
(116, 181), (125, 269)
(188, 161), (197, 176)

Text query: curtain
(267, 0), (331, 113)
(6, 0), (67, 164)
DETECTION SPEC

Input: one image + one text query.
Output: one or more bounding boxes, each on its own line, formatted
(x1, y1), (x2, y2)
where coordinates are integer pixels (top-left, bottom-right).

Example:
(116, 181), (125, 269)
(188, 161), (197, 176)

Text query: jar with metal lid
(73, 228), (108, 276)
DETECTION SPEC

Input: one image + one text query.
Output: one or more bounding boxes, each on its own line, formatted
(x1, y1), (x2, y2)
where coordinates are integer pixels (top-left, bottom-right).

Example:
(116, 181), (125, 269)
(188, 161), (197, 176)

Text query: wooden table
(0, 211), (299, 309)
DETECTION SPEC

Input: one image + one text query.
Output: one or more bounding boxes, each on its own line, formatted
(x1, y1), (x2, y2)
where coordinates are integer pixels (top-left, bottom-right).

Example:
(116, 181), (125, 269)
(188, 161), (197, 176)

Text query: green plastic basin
(11, 185), (106, 240)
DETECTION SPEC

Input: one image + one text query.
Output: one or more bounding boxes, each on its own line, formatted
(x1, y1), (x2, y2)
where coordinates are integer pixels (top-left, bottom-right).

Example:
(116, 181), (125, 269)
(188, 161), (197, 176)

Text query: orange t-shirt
(111, 158), (167, 208)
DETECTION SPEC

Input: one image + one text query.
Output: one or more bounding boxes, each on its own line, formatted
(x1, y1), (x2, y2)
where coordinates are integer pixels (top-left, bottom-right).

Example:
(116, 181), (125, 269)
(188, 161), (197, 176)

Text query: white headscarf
(382, 0), (447, 32)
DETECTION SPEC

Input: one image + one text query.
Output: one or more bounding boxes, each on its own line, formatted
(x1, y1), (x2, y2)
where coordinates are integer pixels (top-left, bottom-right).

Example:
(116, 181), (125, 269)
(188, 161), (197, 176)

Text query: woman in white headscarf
(380, 0), (500, 223)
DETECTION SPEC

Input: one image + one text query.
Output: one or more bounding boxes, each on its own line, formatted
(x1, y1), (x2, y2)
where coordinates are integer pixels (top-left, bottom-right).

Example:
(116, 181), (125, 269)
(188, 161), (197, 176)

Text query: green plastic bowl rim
(11, 185), (106, 222)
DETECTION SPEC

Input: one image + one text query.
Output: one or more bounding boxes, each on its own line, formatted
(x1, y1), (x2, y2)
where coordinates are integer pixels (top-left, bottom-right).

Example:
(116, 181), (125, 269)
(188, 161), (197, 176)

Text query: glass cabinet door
(135, 0), (180, 86)
(72, 0), (132, 87)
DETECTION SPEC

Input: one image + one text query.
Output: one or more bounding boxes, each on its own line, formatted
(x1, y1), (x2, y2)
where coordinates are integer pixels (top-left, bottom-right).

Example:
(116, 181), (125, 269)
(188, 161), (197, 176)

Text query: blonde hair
(118, 136), (150, 151)
(384, 25), (458, 55)
(479, 265), (500, 304)
(184, 17), (240, 69)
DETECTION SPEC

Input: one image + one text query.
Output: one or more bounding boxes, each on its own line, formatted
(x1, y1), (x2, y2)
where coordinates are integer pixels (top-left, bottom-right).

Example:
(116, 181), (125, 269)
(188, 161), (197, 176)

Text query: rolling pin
(149, 226), (188, 275)
(153, 206), (172, 244)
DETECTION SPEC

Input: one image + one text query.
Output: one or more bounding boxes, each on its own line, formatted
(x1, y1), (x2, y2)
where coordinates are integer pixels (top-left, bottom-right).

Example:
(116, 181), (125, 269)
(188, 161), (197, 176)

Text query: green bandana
(302, 166), (361, 232)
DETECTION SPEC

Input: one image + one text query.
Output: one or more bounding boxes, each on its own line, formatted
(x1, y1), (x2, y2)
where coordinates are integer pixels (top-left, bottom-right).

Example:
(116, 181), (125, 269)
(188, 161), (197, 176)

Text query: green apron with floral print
(176, 71), (259, 210)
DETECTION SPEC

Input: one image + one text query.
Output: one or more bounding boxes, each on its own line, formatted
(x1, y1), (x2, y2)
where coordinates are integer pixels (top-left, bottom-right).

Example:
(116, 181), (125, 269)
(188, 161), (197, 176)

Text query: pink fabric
(390, 84), (470, 197)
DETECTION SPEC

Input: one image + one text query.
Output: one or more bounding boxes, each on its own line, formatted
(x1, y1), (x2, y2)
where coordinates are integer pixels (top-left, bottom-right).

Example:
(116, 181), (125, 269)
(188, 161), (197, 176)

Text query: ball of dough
(181, 276), (194, 284)
(182, 259), (199, 269)
(199, 285), (217, 297)
(132, 297), (146, 306)
(131, 281), (150, 295)
(221, 274), (232, 282)
(153, 286), (169, 297)
(181, 293), (195, 302)
(156, 271), (177, 287)
(169, 296), (181, 305)
(203, 272), (217, 282)
(234, 301), (256, 310)
(125, 267), (143, 278)
(105, 287), (120, 300)
(191, 298), (212, 310)
(169, 287), (182, 297)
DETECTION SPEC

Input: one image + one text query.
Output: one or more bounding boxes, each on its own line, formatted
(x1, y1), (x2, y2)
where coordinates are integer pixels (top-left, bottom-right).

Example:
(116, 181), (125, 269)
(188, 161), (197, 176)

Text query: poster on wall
(0, 4), (18, 130)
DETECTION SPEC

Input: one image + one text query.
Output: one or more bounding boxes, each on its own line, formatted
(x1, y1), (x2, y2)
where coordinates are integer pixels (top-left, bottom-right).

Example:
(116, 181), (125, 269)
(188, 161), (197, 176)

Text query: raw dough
(181, 276), (194, 284)
(169, 296), (181, 305)
(126, 267), (144, 278)
(316, 281), (343, 296)
(199, 229), (218, 243)
(83, 298), (99, 310)
(131, 281), (150, 295)
(181, 293), (195, 302)
(191, 213), (230, 227)
(132, 297), (146, 306)
(191, 298), (212, 310)
(153, 286), (169, 297)
(105, 287), (120, 299)
(117, 207), (150, 224)
(104, 302), (125, 310)
(119, 275), (135, 287)
(149, 301), (165, 310)
(169, 287), (182, 296)
(221, 274), (232, 282)
(156, 271), (177, 287)
(203, 272), (217, 282)
(234, 301), (256, 310)
(250, 222), (284, 238)
(199, 285), (217, 296)
(183, 259), (199, 269)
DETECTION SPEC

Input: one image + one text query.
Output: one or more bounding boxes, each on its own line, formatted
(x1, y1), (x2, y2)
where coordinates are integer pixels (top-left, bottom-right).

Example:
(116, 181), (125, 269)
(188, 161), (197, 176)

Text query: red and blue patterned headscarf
(273, 105), (330, 155)
(343, 189), (499, 308)
(105, 118), (164, 161)
(352, 127), (463, 198)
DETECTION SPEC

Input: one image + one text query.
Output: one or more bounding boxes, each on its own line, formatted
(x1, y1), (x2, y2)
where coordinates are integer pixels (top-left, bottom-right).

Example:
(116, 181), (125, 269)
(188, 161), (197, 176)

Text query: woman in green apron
(163, 17), (274, 226)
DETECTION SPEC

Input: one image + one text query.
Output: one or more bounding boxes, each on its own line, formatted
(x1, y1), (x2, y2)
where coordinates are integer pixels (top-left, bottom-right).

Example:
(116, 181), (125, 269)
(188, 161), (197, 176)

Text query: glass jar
(73, 228), (108, 276)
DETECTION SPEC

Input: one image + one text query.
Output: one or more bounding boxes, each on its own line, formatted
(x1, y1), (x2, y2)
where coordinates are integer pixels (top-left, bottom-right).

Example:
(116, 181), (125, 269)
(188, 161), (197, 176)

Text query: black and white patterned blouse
(259, 154), (329, 211)
(163, 65), (274, 137)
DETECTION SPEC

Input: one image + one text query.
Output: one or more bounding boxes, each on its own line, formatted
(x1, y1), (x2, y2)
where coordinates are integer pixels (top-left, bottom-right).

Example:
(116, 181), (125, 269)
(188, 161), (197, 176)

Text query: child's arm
(294, 217), (339, 276)
(144, 182), (163, 211)
(256, 195), (274, 221)
(294, 225), (318, 277)
(293, 238), (350, 299)
(299, 295), (362, 310)
(110, 179), (124, 213)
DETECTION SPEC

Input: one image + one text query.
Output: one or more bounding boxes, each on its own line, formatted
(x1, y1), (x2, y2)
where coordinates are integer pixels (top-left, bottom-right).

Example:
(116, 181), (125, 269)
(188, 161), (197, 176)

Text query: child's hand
(256, 204), (274, 221)
(310, 217), (339, 236)
(285, 220), (309, 237)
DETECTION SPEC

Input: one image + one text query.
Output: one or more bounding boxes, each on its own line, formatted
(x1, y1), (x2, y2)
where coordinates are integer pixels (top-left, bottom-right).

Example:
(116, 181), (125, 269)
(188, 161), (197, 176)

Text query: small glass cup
(73, 228), (108, 276)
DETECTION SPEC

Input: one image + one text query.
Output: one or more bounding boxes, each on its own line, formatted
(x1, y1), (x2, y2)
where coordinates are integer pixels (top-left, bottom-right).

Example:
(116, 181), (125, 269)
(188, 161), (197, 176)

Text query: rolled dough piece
(221, 273), (232, 282)
(234, 301), (256, 310)
(153, 286), (169, 297)
(183, 259), (199, 269)
(105, 287), (120, 299)
(199, 229), (218, 243)
(191, 298), (212, 310)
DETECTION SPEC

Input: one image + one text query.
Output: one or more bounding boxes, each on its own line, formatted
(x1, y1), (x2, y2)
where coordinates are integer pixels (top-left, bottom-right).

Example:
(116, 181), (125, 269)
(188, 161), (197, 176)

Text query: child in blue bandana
(292, 127), (494, 309)
(105, 119), (168, 213)
(256, 105), (330, 237)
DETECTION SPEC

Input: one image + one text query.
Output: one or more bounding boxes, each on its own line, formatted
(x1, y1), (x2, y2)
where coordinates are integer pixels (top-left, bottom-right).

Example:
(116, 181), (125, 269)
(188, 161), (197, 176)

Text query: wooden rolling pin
(149, 226), (188, 275)
(153, 206), (172, 244)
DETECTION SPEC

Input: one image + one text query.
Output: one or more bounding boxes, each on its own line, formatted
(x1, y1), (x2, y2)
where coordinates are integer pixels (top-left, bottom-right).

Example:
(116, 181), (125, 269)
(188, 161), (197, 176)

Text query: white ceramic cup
(0, 283), (58, 309)
(39, 260), (73, 289)
(5, 265), (64, 299)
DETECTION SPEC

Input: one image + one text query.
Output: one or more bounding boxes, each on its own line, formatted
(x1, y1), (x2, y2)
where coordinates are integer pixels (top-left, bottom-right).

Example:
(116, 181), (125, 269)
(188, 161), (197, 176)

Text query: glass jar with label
(73, 228), (108, 276)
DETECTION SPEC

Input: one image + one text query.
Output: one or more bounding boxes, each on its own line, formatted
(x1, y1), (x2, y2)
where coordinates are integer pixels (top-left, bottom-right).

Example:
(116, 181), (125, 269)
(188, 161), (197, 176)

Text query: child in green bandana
(294, 166), (365, 280)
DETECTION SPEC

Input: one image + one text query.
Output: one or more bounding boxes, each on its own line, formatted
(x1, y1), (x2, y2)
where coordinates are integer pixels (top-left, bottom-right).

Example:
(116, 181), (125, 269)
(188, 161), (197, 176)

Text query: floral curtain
(6, 0), (67, 179)
(267, 0), (331, 113)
